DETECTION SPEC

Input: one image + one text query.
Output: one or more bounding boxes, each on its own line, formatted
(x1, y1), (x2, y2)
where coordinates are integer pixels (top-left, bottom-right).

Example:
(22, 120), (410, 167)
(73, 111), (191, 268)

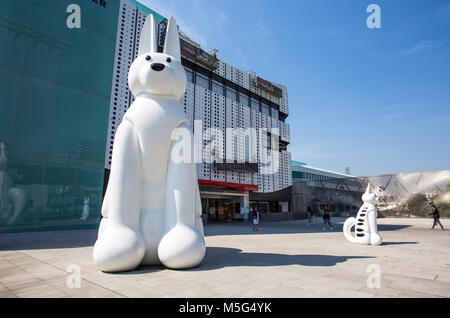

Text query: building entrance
(202, 199), (239, 223)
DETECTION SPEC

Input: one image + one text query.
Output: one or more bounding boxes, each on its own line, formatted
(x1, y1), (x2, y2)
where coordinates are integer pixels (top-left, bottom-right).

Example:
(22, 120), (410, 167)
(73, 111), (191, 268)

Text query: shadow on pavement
(381, 242), (418, 246)
(197, 247), (375, 270)
(0, 230), (98, 251)
(116, 247), (375, 275)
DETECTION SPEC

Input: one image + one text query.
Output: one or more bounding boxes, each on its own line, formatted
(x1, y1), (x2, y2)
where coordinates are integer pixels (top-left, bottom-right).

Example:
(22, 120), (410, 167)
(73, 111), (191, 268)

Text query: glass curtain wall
(0, 0), (119, 233)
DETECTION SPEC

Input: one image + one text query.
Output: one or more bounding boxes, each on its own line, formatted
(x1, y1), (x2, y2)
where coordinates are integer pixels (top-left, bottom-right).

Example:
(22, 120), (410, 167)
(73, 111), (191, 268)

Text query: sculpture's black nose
(151, 63), (165, 72)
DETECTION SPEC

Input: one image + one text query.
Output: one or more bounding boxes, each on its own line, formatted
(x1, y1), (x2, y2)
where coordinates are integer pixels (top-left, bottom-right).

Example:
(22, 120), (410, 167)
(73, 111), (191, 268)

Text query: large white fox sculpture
(93, 15), (205, 272)
(343, 184), (382, 246)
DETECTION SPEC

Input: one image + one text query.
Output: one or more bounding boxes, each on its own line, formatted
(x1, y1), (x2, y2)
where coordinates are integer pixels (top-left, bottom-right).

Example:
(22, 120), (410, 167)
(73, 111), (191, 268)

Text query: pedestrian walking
(322, 205), (334, 231)
(252, 207), (260, 232)
(306, 206), (315, 225)
(428, 205), (445, 231)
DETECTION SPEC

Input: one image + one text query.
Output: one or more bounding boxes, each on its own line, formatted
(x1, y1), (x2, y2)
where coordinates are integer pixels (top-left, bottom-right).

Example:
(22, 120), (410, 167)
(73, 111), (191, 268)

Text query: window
(262, 132), (272, 149)
(226, 87), (237, 101)
(272, 108), (279, 119)
(266, 134), (272, 149)
(185, 67), (194, 83)
(212, 80), (224, 95)
(251, 98), (260, 112)
(196, 73), (209, 90)
(239, 93), (249, 107)
(261, 103), (270, 116)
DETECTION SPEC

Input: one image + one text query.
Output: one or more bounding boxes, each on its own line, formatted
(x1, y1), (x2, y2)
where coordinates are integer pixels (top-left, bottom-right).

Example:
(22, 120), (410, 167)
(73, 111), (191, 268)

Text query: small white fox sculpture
(93, 15), (205, 272)
(343, 184), (382, 246)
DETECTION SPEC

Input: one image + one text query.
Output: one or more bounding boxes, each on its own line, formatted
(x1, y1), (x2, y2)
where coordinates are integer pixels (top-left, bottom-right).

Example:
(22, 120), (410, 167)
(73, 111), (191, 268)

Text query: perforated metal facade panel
(281, 151), (292, 189)
(280, 121), (290, 143)
(194, 85), (211, 180)
(239, 104), (253, 185)
(273, 150), (283, 192)
(250, 110), (264, 192)
(210, 92), (226, 182)
(213, 60), (226, 78)
(183, 82), (195, 126)
(225, 99), (240, 183)
(279, 84), (289, 115)
(225, 63), (239, 85)
(105, 0), (137, 169)
(238, 70), (250, 90)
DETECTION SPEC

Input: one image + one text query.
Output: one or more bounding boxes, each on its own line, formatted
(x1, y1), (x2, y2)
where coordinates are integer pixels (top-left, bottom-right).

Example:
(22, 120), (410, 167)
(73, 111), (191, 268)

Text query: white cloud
(401, 40), (440, 56)
(380, 38), (445, 63)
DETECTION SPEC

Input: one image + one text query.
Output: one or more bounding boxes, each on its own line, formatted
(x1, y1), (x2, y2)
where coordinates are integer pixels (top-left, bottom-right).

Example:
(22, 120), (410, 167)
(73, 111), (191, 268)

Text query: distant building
(292, 161), (354, 182)
(291, 161), (365, 216)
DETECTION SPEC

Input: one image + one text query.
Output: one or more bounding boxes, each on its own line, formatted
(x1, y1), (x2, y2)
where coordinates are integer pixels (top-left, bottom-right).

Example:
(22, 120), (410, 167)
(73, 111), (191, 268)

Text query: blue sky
(138, 0), (450, 176)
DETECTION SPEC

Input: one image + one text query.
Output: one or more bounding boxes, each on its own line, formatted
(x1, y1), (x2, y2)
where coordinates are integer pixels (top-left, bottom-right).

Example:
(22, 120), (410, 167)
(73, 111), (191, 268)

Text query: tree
(406, 193), (428, 217)
(432, 181), (450, 218)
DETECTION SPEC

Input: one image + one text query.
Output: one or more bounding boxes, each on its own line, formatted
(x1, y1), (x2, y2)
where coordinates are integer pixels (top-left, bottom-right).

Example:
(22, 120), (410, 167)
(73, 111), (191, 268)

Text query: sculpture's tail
(7, 187), (27, 225)
(343, 217), (357, 243)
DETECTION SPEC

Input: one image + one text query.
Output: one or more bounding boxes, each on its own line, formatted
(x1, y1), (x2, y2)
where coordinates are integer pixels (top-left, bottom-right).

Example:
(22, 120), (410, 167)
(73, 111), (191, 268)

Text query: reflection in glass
(212, 80), (224, 96)
(226, 87), (237, 102)
(239, 93), (249, 107)
(261, 103), (270, 116)
(0, 0), (117, 234)
(251, 98), (260, 112)
(196, 74), (209, 90)
(184, 67), (194, 83)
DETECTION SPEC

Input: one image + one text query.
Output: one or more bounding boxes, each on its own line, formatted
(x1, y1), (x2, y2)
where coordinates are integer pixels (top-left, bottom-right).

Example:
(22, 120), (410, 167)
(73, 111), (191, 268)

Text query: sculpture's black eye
(145, 55), (151, 61)
(166, 57), (172, 63)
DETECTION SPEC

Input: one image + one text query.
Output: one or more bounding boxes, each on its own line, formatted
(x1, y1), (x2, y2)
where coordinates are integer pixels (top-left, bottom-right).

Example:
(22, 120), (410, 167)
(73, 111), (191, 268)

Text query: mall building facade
(0, 0), (291, 234)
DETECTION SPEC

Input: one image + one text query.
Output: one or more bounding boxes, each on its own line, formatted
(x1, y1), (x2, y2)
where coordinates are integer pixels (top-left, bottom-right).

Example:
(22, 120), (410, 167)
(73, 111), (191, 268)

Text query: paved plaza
(0, 217), (449, 298)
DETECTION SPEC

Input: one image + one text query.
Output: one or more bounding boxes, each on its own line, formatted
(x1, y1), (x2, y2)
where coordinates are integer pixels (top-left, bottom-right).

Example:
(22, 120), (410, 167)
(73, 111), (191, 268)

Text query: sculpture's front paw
(93, 223), (145, 272)
(370, 233), (382, 246)
(158, 224), (205, 269)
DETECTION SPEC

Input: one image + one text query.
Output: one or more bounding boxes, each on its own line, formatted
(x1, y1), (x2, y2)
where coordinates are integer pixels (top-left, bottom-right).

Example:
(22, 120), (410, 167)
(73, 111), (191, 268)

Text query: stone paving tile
(0, 290), (17, 298)
(363, 286), (401, 297)
(262, 286), (312, 298)
(239, 283), (286, 298)
(397, 289), (444, 298)
(332, 288), (375, 298)
(0, 218), (449, 298)
(13, 284), (68, 298)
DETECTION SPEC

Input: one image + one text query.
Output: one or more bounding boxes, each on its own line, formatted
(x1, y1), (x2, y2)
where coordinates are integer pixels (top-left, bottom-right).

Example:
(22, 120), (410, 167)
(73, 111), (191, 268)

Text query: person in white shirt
(252, 208), (260, 232)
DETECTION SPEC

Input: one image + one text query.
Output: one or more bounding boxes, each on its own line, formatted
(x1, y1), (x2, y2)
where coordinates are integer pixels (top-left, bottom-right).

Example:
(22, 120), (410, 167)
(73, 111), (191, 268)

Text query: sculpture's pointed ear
(138, 14), (157, 56)
(366, 183), (372, 194)
(163, 16), (181, 60)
